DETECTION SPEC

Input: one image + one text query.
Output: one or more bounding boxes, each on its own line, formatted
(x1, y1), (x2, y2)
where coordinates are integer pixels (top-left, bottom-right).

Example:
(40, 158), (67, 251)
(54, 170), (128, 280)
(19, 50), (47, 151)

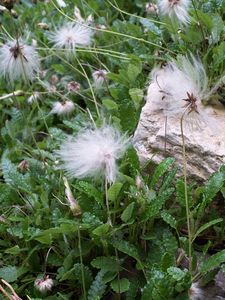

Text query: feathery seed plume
(34, 276), (54, 293)
(0, 38), (40, 83)
(157, 0), (191, 25)
(149, 55), (209, 128)
(49, 22), (93, 56)
(56, 125), (129, 183)
(92, 69), (108, 89)
(51, 101), (75, 115)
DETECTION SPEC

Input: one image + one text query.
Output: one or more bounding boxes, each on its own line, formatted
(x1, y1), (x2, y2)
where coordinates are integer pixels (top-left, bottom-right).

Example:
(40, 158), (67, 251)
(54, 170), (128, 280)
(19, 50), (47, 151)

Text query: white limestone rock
(134, 82), (225, 181)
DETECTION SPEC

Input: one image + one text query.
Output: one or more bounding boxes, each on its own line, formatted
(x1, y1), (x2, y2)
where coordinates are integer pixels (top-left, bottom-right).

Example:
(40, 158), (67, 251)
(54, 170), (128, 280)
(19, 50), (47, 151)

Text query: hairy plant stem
(78, 226), (87, 300)
(76, 58), (100, 118)
(43, 247), (53, 276)
(105, 179), (112, 227)
(180, 112), (192, 273)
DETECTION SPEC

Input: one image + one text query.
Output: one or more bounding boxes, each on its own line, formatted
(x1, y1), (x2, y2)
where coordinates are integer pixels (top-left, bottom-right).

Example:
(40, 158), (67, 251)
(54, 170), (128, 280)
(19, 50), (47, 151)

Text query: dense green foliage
(0, 0), (224, 299)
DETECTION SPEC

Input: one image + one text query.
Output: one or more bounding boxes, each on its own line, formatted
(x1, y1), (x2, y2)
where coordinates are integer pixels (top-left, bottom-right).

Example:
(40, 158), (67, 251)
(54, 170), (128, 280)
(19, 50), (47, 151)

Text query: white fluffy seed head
(49, 22), (93, 56)
(56, 125), (129, 184)
(51, 101), (75, 115)
(157, 0), (191, 25)
(148, 55), (209, 128)
(92, 69), (108, 89)
(0, 38), (40, 83)
(34, 276), (54, 293)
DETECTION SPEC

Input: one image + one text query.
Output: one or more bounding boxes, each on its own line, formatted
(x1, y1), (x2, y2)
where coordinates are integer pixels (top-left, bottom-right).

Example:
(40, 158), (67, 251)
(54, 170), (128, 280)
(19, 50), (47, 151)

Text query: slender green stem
(180, 113), (192, 273)
(51, 1), (177, 55)
(78, 226), (87, 300)
(43, 247), (53, 275)
(76, 57), (100, 118)
(105, 179), (112, 227)
(106, 0), (165, 25)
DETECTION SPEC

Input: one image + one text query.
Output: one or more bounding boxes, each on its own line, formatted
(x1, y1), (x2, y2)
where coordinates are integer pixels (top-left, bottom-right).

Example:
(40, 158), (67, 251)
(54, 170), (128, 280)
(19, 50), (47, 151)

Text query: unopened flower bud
(135, 175), (143, 190)
(63, 177), (82, 216)
(37, 22), (49, 30)
(18, 160), (29, 173)
(145, 3), (158, 14)
(92, 69), (108, 89)
(50, 74), (59, 85)
(67, 81), (80, 93)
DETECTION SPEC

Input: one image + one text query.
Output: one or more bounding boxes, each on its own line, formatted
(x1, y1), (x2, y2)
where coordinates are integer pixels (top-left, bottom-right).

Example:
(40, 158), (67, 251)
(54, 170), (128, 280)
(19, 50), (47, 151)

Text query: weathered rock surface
(134, 83), (225, 181)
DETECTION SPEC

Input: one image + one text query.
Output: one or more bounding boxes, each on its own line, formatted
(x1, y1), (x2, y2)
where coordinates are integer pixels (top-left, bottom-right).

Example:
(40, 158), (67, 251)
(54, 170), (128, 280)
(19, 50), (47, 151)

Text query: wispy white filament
(92, 69), (108, 89)
(158, 0), (191, 25)
(34, 276), (54, 293)
(149, 55), (209, 127)
(49, 22), (93, 55)
(51, 101), (75, 115)
(0, 38), (40, 83)
(56, 125), (129, 183)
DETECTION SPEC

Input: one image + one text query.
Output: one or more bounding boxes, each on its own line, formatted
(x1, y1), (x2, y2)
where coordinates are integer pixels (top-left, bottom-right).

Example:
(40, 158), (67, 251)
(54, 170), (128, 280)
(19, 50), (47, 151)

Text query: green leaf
(91, 256), (119, 272)
(108, 182), (123, 202)
(92, 224), (110, 236)
(176, 179), (192, 207)
(150, 158), (175, 189)
(4, 245), (21, 255)
(192, 218), (223, 242)
(1, 153), (31, 193)
(202, 170), (225, 204)
(111, 278), (130, 293)
(75, 181), (103, 205)
(167, 267), (187, 281)
(0, 266), (17, 282)
(127, 62), (142, 82)
(88, 270), (106, 300)
(161, 211), (177, 229)
(143, 188), (174, 221)
(210, 14), (224, 44)
(200, 249), (225, 274)
(121, 202), (135, 223)
(113, 240), (140, 262)
(129, 88), (143, 110)
(60, 263), (93, 287)
(198, 170), (225, 218)
(102, 99), (118, 111)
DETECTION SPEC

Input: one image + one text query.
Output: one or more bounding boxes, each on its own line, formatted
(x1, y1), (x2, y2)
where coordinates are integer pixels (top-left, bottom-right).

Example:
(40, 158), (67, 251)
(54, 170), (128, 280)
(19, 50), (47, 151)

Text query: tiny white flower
(56, 125), (129, 183)
(149, 55), (209, 128)
(51, 100), (75, 115)
(188, 282), (205, 300)
(49, 22), (93, 56)
(34, 276), (54, 293)
(157, 0), (191, 25)
(92, 69), (108, 89)
(0, 38), (40, 83)
(56, 0), (66, 7)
